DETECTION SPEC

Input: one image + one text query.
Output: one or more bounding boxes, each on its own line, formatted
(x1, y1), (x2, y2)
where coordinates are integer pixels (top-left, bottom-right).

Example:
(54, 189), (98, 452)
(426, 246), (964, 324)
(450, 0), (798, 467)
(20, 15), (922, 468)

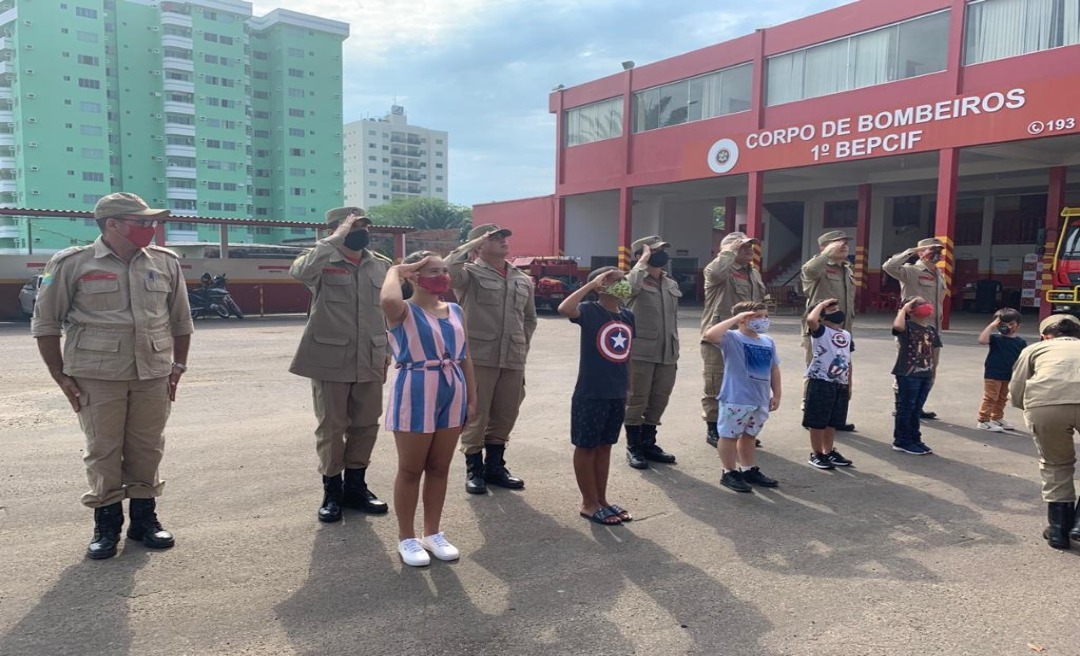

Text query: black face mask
(823, 311), (846, 325)
(647, 251), (670, 267)
(343, 230), (370, 251)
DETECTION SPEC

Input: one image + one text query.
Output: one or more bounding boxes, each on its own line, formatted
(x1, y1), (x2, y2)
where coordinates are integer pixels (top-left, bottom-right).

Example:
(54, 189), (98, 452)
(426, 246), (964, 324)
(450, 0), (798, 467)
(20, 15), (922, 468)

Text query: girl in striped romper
(381, 251), (477, 567)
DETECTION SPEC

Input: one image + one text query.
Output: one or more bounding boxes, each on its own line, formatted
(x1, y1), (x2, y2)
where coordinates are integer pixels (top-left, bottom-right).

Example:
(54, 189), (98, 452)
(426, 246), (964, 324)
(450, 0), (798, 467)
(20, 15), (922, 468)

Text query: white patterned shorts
(717, 403), (770, 439)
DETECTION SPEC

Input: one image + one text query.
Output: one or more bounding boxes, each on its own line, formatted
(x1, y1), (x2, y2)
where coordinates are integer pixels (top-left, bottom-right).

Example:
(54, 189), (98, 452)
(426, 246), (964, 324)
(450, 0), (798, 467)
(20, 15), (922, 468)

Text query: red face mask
(122, 223), (156, 249)
(911, 304), (934, 318)
(416, 274), (451, 295)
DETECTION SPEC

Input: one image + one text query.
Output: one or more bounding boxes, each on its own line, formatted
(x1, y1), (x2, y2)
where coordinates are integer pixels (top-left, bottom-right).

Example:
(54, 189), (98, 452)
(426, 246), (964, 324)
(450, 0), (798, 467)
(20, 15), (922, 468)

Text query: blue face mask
(748, 317), (771, 334)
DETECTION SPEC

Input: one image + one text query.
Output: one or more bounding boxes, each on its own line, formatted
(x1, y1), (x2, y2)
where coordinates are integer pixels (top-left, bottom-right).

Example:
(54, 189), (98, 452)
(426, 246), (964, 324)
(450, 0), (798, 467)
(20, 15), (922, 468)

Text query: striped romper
(385, 302), (469, 434)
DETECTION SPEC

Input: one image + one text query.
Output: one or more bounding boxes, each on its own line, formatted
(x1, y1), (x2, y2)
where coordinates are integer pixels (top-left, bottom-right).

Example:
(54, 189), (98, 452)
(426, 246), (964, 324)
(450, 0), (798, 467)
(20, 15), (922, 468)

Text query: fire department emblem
(707, 138), (740, 174)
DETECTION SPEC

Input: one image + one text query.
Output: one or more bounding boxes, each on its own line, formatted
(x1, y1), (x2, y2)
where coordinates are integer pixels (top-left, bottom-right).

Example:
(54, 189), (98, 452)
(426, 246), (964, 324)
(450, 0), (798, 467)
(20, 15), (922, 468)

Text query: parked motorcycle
(189, 273), (244, 319)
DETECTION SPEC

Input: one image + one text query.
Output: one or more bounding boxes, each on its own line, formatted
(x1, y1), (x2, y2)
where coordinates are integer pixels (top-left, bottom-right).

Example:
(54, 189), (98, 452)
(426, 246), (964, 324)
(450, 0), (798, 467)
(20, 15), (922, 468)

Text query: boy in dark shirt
(892, 296), (942, 455)
(976, 308), (1027, 432)
(558, 267), (636, 526)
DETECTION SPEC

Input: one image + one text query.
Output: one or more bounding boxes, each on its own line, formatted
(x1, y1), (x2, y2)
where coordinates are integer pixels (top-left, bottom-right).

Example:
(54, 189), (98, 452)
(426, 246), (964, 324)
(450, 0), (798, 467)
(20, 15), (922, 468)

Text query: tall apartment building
(344, 105), (448, 209)
(0, 0), (348, 254)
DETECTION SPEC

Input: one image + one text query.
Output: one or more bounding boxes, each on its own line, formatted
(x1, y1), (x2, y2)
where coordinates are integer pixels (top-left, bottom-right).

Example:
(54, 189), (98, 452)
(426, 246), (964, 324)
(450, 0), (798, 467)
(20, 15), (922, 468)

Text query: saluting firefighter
(31, 193), (192, 560)
(700, 232), (765, 447)
(289, 208), (392, 523)
(624, 236), (680, 469)
(447, 224), (537, 495)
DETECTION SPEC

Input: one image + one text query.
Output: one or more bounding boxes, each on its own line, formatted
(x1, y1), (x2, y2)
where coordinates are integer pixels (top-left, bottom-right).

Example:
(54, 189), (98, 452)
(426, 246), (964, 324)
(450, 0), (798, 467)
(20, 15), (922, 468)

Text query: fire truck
(511, 256), (581, 312)
(1045, 207), (1080, 316)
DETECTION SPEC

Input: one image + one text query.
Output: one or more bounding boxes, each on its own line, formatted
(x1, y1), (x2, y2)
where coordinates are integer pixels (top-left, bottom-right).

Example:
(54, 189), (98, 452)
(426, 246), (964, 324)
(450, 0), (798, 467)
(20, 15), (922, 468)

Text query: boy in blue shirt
(976, 308), (1026, 432)
(703, 300), (781, 492)
(558, 267), (636, 525)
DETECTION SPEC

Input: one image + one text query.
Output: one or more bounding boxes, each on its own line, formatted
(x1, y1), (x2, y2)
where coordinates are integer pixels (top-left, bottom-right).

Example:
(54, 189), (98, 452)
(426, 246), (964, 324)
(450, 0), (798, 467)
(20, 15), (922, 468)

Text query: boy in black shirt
(558, 267), (636, 526)
(892, 296), (942, 455)
(976, 308), (1027, 432)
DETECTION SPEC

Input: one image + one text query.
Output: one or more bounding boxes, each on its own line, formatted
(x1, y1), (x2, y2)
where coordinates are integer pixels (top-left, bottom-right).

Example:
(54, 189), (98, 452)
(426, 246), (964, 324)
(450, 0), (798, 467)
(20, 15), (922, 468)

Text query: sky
(251, 0), (852, 207)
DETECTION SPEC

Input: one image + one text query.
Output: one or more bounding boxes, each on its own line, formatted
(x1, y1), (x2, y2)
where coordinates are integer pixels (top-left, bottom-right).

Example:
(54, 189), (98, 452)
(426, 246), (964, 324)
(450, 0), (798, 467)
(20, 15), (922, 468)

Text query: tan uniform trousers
(626, 362), (677, 427)
(1025, 404), (1080, 503)
(311, 380), (382, 476)
(460, 365), (525, 455)
(701, 343), (724, 423)
(76, 377), (170, 508)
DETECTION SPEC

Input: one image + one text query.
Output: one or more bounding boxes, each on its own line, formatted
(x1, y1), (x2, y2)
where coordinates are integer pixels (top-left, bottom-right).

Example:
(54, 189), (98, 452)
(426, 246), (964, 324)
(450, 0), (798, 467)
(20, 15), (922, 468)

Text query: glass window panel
(896, 11), (948, 77)
(687, 77), (704, 122)
(658, 81), (689, 128)
(766, 51), (804, 105)
(802, 39), (849, 99)
(719, 63), (753, 114)
(852, 26), (897, 89)
(965, 0), (1066, 64)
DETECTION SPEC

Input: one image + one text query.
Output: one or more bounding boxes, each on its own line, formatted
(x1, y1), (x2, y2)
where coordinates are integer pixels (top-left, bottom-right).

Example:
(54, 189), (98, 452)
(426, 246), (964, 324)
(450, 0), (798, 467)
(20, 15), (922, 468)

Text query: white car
(19, 275), (42, 318)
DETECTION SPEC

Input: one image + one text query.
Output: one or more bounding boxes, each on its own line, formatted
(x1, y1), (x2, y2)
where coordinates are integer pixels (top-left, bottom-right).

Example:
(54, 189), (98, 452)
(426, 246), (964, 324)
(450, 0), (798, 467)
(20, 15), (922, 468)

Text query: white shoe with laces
(398, 538), (431, 567)
(420, 532), (460, 561)
(976, 421), (1004, 432)
(992, 419), (1015, 431)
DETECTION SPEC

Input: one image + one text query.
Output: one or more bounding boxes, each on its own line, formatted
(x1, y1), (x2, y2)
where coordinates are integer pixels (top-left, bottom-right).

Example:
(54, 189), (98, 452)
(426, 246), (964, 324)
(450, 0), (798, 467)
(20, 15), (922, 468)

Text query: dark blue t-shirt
(570, 301), (635, 400)
(984, 333), (1027, 381)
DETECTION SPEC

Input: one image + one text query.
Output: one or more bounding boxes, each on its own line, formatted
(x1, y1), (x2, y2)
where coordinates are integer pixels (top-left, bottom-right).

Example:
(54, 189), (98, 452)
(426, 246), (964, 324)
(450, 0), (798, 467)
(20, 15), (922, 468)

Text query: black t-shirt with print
(571, 301), (636, 400)
(891, 320), (942, 377)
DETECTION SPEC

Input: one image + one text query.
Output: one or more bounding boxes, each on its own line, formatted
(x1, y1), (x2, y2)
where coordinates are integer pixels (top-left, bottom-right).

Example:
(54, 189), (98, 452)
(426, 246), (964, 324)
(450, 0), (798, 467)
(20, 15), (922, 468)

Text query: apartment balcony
(164, 144), (195, 158)
(163, 100), (194, 114)
(162, 56), (194, 72)
(164, 123), (195, 137)
(0, 224), (19, 238)
(161, 34), (193, 50)
(163, 78), (195, 94)
(165, 165), (196, 178)
(0, 37), (11, 52)
(166, 188), (196, 201)
(0, 133), (12, 147)
(0, 61), (12, 76)
(0, 86), (10, 100)
(0, 155), (13, 169)
(160, 12), (193, 28)
(0, 109), (11, 124)
(168, 228), (198, 241)
(0, 179), (15, 193)
(0, 7), (16, 27)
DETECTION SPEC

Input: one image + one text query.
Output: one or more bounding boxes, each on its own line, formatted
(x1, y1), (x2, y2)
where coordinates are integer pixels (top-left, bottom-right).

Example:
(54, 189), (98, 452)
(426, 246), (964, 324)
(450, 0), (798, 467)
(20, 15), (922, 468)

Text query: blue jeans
(894, 375), (932, 444)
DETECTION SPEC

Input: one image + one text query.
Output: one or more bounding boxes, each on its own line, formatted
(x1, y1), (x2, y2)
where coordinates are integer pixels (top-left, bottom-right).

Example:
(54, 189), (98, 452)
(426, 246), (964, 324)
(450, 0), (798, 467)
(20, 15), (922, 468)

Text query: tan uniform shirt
(31, 238), (194, 381)
(288, 233), (391, 383)
(447, 242), (537, 371)
(882, 254), (947, 330)
(701, 251), (765, 336)
(801, 254), (855, 331)
(1009, 337), (1080, 410)
(627, 264), (681, 365)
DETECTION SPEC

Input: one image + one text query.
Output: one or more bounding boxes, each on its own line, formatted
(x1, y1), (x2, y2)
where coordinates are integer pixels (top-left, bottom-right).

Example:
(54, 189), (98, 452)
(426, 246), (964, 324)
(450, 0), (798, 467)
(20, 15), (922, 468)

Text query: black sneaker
(826, 450), (853, 467)
(742, 466), (778, 488)
(808, 452), (835, 470)
(720, 470), (752, 493)
(920, 410), (938, 420)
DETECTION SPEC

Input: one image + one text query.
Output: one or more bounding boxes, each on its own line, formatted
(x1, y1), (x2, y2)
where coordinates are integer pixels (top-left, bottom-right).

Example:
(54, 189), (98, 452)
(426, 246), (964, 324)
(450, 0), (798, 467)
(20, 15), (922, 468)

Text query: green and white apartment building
(0, 0), (349, 253)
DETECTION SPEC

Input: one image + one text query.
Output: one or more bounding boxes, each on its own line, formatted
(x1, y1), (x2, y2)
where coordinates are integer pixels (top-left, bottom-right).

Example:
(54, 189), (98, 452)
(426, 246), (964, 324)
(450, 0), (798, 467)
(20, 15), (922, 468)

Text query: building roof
(0, 208), (416, 234)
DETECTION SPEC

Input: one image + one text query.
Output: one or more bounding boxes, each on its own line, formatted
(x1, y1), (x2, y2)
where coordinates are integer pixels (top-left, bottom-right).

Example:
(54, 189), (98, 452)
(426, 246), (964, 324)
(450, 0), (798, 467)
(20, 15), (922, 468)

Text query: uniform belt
(397, 357), (463, 384)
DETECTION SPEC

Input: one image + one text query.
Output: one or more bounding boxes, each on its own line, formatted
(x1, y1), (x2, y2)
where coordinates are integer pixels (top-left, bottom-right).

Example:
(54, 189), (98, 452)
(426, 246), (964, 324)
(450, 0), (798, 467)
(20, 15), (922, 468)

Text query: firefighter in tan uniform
(447, 224), (537, 495)
(883, 237), (948, 420)
(700, 232), (764, 446)
(31, 193), (192, 560)
(289, 208), (392, 523)
(801, 230), (856, 431)
(1009, 314), (1080, 550)
(624, 236), (680, 469)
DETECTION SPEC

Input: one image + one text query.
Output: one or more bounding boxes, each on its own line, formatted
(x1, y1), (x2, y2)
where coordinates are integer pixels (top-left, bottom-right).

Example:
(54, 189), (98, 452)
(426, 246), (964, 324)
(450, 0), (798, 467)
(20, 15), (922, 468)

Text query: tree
(366, 198), (472, 233)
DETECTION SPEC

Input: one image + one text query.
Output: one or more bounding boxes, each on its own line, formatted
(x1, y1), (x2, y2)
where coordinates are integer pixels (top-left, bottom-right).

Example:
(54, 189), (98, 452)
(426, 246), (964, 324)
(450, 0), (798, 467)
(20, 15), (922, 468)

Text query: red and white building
(475, 0), (1080, 326)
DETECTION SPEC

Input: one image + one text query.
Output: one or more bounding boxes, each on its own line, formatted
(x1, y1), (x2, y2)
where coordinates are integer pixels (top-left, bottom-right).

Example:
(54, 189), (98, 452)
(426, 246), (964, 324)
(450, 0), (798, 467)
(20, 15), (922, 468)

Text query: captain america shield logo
(597, 321), (632, 363)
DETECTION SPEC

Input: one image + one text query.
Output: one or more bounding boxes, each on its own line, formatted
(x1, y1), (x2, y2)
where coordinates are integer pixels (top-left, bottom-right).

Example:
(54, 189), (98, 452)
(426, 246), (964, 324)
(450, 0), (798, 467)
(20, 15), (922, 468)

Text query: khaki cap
(1039, 313), (1080, 334)
(468, 223), (512, 241)
(94, 192), (169, 219)
(817, 230), (851, 246)
(916, 237), (945, 250)
(632, 235), (671, 252)
(720, 231), (759, 247)
(325, 207), (371, 227)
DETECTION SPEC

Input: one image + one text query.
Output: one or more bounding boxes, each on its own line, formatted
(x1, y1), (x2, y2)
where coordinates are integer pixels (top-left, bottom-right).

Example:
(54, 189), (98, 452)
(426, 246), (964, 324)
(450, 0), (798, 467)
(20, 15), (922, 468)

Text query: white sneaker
(976, 421), (1004, 432)
(420, 532), (460, 561)
(398, 538), (430, 567)
(992, 419), (1015, 431)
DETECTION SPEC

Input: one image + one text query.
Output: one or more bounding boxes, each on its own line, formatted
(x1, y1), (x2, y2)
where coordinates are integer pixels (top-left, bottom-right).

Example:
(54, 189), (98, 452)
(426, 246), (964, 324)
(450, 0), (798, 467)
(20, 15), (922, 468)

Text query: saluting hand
(393, 256), (431, 282)
(51, 371), (82, 413)
(637, 244), (652, 265)
(332, 214), (363, 239)
(590, 270), (623, 289)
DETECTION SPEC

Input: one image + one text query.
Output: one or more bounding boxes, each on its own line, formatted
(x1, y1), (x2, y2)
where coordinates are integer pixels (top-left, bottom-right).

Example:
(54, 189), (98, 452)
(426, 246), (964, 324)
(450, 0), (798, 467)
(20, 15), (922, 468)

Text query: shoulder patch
(369, 250), (394, 264)
(147, 244), (180, 258)
(49, 245), (91, 264)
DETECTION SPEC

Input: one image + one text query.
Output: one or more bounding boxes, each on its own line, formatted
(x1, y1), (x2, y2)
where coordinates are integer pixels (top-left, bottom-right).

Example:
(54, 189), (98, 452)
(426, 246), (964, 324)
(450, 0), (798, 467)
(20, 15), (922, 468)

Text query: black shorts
(571, 396), (625, 448)
(802, 378), (850, 430)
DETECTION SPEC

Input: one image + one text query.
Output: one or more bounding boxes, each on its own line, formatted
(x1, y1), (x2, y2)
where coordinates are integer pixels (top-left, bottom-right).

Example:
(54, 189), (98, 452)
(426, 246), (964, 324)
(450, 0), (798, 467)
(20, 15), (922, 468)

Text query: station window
(565, 97), (624, 146)
(992, 193), (1045, 244)
(823, 200), (858, 228)
(634, 63), (752, 133)
(965, 0), (1080, 64)
(767, 10), (950, 105)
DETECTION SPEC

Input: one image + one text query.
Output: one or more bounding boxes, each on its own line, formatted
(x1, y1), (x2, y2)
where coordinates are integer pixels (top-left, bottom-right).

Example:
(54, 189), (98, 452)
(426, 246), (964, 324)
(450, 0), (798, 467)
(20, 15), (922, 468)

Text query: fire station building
(474, 0), (1080, 326)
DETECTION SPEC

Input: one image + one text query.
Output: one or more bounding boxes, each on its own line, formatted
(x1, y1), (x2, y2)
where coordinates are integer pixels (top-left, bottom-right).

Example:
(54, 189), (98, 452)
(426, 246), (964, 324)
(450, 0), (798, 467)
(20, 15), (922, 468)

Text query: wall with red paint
(472, 195), (558, 257)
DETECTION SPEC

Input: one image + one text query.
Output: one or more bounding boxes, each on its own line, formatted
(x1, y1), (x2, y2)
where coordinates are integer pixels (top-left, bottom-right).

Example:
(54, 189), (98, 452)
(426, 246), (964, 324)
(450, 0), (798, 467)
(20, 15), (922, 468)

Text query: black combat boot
(641, 424), (676, 464)
(318, 474), (343, 523)
(483, 444), (525, 489)
(465, 452), (487, 495)
(87, 502), (124, 560)
(127, 498), (175, 550)
(625, 425), (648, 470)
(1044, 501), (1074, 550)
(706, 421), (719, 448)
(343, 468), (388, 514)
(1071, 497), (1080, 541)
